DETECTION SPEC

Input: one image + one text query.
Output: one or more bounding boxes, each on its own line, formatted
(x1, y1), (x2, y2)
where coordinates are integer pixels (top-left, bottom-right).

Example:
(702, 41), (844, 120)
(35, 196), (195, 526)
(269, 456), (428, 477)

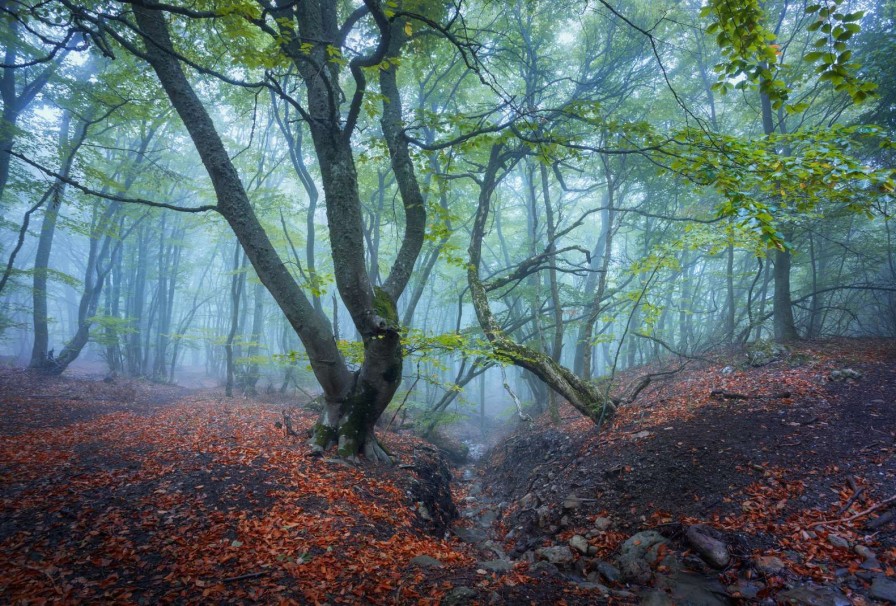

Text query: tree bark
(467, 145), (613, 425)
(133, 3), (423, 460)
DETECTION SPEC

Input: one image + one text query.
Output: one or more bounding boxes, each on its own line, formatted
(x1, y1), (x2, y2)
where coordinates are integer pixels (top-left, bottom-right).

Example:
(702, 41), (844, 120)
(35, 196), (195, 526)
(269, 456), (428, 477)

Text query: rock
(596, 561), (621, 583)
(826, 534), (849, 549)
(871, 575), (896, 603)
(410, 555), (443, 569)
(860, 558), (882, 571)
(594, 516), (612, 531)
(655, 571), (732, 606)
(518, 492), (539, 509)
(559, 515), (571, 527)
(721, 366), (734, 375)
(641, 590), (675, 606)
(633, 430), (651, 439)
(569, 535), (590, 555)
(729, 579), (764, 600)
(776, 585), (850, 606)
(536, 505), (551, 528)
(536, 545), (575, 565)
(854, 544), (876, 560)
(747, 341), (788, 367)
(829, 368), (862, 381)
(443, 586), (477, 606)
(617, 530), (669, 582)
(587, 545), (598, 556)
(754, 555), (787, 574)
(480, 540), (507, 561)
(530, 561), (560, 576)
(453, 526), (487, 545)
(562, 494), (584, 509)
(686, 525), (731, 569)
(478, 509), (497, 527)
(417, 503), (433, 521)
(461, 468), (475, 481)
(622, 558), (651, 584)
(574, 581), (609, 594)
(478, 559), (514, 573)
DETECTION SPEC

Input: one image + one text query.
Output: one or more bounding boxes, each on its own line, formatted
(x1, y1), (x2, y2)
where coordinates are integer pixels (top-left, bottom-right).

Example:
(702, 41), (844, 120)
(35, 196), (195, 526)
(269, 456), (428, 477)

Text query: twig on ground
(812, 494), (896, 528)
(221, 571), (268, 583)
(837, 477), (865, 515)
(710, 390), (792, 400)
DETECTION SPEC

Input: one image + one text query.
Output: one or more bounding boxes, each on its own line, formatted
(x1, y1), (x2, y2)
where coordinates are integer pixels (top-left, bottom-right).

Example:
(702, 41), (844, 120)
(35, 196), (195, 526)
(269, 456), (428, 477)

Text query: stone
(640, 590), (675, 606)
(587, 545), (598, 556)
(530, 561), (560, 576)
(596, 561), (621, 583)
(536, 505), (551, 528)
(686, 525), (731, 569)
(478, 559), (514, 573)
(518, 492), (539, 510)
(480, 540), (507, 561)
(410, 555), (443, 569)
(826, 534), (849, 549)
(569, 534), (590, 555)
(729, 580), (763, 600)
(443, 586), (477, 606)
(594, 516), (612, 531)
(453, 526), (487, 545)
(478, 509), (497, 527)
(854, 544), (876, 560)
(754, 555), (786, 574)
(829, 368), (862, 381)
(562, 494), (584, 509)
(574, 581), (609, 594)
(776, 585), (850, 606)
(536, 545), (575, 565)
(617, 530), (669, 582)
(746, 342), (788, 367)
(654, 571), (732, 606)
(871, 575), (896, 603)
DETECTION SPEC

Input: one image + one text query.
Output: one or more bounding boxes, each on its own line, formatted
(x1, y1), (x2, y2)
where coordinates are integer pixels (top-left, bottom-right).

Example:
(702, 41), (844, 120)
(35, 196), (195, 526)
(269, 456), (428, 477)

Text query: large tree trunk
(133, 3), (423, 460)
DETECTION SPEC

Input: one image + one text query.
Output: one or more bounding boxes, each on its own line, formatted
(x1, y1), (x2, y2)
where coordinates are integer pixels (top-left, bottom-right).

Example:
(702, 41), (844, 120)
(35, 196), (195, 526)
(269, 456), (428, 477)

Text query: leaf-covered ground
(481, 338), (896, 604)
(0, 369), (589, 604)
(1, 338), (894, 605)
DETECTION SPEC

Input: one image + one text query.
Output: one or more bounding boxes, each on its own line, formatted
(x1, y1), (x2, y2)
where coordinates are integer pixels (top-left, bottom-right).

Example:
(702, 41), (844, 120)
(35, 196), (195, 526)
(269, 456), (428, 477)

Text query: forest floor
(0, 338), (894, 605)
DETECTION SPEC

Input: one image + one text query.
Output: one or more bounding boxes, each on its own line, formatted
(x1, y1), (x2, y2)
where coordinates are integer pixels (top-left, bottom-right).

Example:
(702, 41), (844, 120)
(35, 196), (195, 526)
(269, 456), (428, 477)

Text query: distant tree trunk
(49, 204), (124, 374)
(760, 86), (799, 342)
(578, 178), (616, 380)
(244, 279), (265, 395)
(126, 225), (148, 376)
(30, 109), (87, 368)
(541, 163), (564, 423)
(725, 240), (736, 344)
(225, 243), (246, 397)
(773, 244), (799, 341)
(104, 218), (124, 373)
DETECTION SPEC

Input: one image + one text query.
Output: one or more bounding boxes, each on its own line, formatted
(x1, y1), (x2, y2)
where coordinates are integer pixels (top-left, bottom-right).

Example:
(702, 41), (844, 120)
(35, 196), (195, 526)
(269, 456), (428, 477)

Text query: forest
(0, 0), (895, 604)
